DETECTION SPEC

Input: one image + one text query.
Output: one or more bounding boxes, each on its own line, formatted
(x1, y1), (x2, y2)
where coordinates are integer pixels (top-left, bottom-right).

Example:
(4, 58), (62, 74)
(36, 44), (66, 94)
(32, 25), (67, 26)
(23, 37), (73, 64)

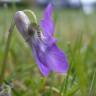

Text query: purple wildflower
(32, 4), (69, 76)
(14, 4), (69, 76)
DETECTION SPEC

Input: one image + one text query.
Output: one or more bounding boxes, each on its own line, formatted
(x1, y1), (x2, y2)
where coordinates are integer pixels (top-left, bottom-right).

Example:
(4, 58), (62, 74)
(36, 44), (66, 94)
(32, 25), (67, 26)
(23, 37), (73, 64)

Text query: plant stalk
(0, 21), (15, 84)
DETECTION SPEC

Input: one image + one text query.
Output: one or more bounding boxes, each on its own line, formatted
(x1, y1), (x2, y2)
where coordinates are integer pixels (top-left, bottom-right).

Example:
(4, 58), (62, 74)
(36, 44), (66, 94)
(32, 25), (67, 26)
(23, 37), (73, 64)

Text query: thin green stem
(0, 21), (15, 84)
(89, 70), (96, 96)
(60, 62), (71, 96)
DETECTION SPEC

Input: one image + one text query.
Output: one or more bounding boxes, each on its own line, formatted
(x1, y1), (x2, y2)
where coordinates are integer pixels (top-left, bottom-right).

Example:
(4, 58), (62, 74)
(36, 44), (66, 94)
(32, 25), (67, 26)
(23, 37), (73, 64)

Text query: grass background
(0, 5), (96, 96)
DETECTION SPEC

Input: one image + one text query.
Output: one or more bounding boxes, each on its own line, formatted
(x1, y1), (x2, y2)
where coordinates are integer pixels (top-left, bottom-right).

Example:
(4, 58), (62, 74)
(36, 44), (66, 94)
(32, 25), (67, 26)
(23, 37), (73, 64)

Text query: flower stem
(23, 10), (37, 24)
(0, 21), (15, 84)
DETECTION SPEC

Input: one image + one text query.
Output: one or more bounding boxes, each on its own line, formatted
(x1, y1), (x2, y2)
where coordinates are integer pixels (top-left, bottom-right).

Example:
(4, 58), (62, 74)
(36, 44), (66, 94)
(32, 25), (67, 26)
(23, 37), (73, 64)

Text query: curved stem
(23, 10), (37, 24)
(0, 21), (15, 84)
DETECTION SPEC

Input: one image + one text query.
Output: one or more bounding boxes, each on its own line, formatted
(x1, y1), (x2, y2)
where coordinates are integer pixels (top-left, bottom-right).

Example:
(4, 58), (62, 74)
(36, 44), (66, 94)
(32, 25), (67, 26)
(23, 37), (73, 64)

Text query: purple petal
(40, 3), (54, 36)
(46, 44), (69, 74)
(44, 3), (53, 20)
(32, 44), (50, 76)
(32, 39), (68, 76)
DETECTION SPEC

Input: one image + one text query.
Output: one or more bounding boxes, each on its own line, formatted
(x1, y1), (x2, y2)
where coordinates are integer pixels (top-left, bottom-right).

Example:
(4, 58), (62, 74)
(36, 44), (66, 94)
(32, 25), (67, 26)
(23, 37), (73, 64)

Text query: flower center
(28, 23), (37, 36)
(28, 22), (45, 40)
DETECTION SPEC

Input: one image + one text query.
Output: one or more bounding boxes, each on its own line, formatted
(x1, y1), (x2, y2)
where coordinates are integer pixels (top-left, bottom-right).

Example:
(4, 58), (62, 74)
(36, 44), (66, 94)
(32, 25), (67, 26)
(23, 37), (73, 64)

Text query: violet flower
(14, 4), (69, 76)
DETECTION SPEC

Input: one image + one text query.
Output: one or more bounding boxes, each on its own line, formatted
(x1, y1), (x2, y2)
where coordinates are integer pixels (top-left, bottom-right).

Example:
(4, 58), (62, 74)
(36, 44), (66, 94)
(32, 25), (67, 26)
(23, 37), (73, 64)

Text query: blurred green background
(0, 0), (96, 96)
